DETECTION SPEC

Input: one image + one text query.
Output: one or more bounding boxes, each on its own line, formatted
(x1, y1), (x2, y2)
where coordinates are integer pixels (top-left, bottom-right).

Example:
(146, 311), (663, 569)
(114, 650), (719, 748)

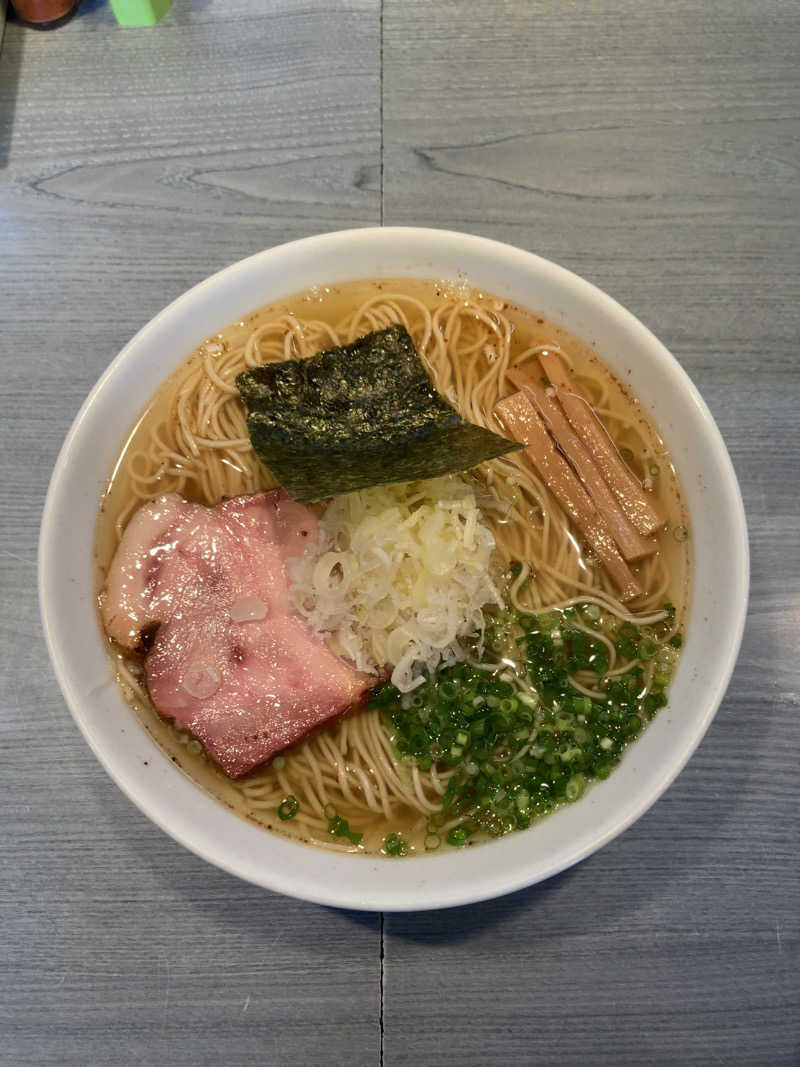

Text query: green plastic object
(110, 0), (173, 26)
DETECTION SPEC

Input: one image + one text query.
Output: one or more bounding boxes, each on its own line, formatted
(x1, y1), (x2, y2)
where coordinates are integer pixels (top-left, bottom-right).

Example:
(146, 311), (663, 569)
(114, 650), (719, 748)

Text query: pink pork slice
(102, 490), (371, 777)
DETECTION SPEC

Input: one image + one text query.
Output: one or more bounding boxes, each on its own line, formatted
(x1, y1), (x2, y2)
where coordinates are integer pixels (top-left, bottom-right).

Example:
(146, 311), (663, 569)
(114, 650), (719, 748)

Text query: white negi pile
(288, 475), (503, 692)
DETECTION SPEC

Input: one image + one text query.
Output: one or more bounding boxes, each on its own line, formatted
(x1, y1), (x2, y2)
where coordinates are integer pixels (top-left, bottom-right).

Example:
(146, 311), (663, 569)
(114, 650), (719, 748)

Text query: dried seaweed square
(236, 324), (522, 501)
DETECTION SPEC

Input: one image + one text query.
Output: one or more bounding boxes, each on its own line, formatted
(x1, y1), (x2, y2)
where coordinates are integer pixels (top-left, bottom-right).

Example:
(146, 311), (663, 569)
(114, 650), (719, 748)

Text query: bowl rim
(39, 226), (749, 911)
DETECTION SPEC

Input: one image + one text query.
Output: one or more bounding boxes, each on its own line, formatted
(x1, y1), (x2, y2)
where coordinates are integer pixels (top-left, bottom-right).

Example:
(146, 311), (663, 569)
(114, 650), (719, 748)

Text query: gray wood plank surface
(0, 3), (381, 1065)
(382, 1), (799, 1064)
(2, 0), (799, 1064)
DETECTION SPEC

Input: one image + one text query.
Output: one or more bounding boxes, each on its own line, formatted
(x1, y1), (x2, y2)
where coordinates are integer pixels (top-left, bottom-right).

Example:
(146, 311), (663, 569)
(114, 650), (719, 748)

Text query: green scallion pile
(366, 602), (681, 850)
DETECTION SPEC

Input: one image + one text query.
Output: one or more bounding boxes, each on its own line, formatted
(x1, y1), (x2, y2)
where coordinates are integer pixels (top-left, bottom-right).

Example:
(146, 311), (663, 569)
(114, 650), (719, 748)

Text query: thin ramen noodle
(96, 279), (689, 854)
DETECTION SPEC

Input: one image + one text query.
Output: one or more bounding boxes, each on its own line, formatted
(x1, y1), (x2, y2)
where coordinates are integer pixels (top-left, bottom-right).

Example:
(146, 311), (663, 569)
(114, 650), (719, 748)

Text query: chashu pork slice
(101, 489), (371, 777)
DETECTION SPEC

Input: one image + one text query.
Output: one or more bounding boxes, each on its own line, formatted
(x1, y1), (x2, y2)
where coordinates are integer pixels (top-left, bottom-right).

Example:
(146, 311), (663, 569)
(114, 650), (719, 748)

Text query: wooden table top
(1, 2), (797, 1063)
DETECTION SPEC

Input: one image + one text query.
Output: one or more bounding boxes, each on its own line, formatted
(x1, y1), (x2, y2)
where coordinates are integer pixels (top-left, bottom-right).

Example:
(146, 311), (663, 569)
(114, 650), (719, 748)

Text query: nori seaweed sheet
(236, 323), (522, 502)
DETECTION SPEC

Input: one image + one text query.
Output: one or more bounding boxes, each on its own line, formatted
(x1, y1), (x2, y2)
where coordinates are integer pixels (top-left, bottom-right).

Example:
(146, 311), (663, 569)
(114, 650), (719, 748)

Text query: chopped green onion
(424, 832), (441, 851)
(327, 814), (362, 846)
(616, 636), (638, 659)
(278, 795), (299, 821)
(648, 463), (660, 476)
(446, 826), (471, 848)
(565, 774), (585, 802)
(323, 802), (338, 820)
(271, 755), (286, 770)
(668, 634), (683, 648)
(376, 605), (678, 847)
(384, 833), (409, 857)
(638, 637), (658, 660)
(673, 524), (689, 543)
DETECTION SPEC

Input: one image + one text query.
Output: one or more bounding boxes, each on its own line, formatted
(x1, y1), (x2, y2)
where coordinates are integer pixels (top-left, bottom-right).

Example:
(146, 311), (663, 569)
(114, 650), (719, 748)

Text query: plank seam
(379, 0), (384, 225)
(379, 910), (385, 1065)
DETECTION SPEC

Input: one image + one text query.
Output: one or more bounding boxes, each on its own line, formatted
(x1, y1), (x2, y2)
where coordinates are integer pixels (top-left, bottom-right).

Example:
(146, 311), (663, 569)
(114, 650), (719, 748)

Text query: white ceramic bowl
(39, 227), (748, 911)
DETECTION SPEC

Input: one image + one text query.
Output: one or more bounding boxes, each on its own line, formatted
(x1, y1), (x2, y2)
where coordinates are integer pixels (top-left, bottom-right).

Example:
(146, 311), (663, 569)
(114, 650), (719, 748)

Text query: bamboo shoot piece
(495, 390), (642, 601)
(538, 350), (665, 536)
(507, 364), (657, 561)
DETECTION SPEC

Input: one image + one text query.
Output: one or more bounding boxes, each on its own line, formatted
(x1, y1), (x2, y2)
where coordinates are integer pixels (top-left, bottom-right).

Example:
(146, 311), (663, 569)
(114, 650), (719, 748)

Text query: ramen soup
(97, 279), (690, 856)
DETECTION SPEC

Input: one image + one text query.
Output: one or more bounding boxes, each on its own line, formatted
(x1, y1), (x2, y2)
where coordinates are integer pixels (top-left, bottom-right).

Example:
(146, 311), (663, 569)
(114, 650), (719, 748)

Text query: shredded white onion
(230, 596), (268, 622)
(182, 663), (221, 700)
(288, 475), (503, 692)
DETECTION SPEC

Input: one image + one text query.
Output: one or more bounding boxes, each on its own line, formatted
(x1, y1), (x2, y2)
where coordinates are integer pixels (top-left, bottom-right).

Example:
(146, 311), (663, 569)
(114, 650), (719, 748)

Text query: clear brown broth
(95, 278), (690, 854)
